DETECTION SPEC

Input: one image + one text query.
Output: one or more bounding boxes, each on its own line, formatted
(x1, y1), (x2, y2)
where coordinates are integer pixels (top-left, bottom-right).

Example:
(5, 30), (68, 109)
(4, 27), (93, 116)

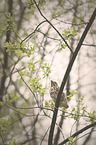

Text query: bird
(50, 80), (68, 108)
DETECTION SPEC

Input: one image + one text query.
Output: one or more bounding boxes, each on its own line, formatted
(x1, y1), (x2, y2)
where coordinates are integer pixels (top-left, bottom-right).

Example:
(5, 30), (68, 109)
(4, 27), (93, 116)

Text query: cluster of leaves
(68, 93), (96, 123)
(30, 77), (46, 96)
(0, 94), (17, 107)
(68, 90), (77, 101)
(4, 39), (51, 107)
(4, 41), (36, 57)
(9, 42), (51, 106)
(40, 61), (51, 78)
(58, 27), (77, 51)
(0, 118), (12, 132)
(9, 139), (20, 145)
(51, 8), (60, 18)
(19, 59), (51, 98)
(27, 0), (46, 9)
(28, 58), (51, 78)
(0, 12), (16, 34)
(27, 0), (35, 9)
(45, 99), (55, 109)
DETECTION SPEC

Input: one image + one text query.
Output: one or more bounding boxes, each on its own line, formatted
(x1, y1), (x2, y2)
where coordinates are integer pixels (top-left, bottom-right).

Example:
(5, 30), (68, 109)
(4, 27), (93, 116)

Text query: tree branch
(48, 8), (96, 145)
(21, 20), (46, 43)
(0, 0), (13, 101)
(59, 121), (96, 145)
(53, 111), (65, 145)
(82, 127), (94, 145)
(33, 0), (73, 53)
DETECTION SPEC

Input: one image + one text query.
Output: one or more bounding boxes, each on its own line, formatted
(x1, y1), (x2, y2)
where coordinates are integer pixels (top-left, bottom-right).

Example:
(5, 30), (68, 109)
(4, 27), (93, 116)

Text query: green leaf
(45, 101), (50, 108)
(72, 108), (75, 112)
(70, 90), (77, 95)
(9, 139), (20, 145)
(68, 137), (73, 142)
(15, 50), (23, 56)
(21, 41), (26, 48)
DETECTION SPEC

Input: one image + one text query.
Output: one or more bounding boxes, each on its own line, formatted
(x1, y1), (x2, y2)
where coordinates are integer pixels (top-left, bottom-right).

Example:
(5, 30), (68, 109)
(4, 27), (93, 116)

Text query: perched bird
(50, 80), (68, 108)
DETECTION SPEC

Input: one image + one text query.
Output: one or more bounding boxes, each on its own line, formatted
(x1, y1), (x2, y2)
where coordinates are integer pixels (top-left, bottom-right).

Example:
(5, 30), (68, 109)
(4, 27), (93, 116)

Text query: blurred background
(0, 0), (96, 144)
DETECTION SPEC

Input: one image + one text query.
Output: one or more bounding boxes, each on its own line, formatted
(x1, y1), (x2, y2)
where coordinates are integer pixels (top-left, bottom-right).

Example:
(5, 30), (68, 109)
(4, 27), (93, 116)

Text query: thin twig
(33, 0), (73, 53)
(21, 20), (46, 43)
(16, 68), (39, 106)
